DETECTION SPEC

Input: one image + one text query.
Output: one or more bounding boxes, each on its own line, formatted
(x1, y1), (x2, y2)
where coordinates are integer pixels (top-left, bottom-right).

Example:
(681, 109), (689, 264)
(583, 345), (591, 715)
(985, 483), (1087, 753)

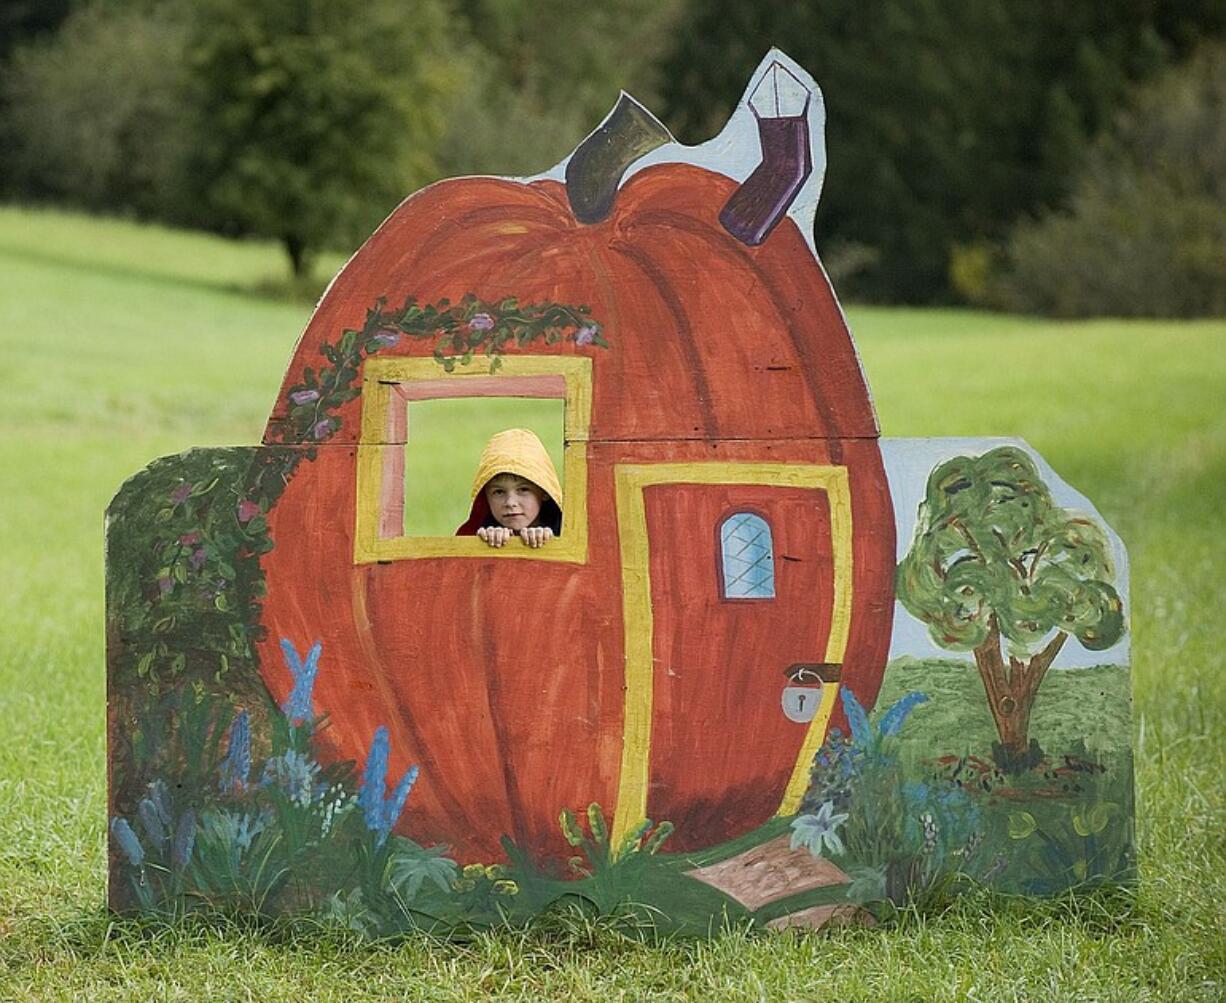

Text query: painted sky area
(882, 437), (1130, 668)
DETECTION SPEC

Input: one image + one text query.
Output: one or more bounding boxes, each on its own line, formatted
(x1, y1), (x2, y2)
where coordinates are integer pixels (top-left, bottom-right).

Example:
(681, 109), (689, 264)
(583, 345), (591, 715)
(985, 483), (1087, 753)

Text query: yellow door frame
(610, 462), (853, 849)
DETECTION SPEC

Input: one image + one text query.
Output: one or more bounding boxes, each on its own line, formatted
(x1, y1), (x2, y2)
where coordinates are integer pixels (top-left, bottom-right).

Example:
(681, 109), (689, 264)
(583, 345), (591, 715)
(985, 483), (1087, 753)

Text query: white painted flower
(790, 800), (849, 858)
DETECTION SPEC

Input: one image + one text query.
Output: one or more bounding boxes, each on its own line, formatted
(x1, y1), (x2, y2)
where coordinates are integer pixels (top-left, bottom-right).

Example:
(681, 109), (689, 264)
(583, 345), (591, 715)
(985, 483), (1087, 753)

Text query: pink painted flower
(190, 547), (208, 571)
(371, 329), (401, 347)
(575, 324), (597, 346)
(178, 532), (200, 546)
(170, 483), (192, 505)
(311, 418), (336, 441)
(237, 499), (261, 523)
(468, 313), (495, 332)
(290, 389), (320, 406)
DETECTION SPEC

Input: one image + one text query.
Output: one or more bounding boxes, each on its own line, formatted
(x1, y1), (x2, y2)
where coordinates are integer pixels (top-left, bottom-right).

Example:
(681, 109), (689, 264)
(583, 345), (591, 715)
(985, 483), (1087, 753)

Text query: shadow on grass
(0, 242), (329, 305)
(246, 274), (332, 304)
(4, 877), (1146, 972)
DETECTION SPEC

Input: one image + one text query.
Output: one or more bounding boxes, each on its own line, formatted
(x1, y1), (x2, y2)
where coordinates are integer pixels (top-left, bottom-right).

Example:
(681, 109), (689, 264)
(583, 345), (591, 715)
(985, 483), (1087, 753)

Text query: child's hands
(477, 526), (515, 547)
(476, 526), (554, 548)
(519, 526), (553, 548)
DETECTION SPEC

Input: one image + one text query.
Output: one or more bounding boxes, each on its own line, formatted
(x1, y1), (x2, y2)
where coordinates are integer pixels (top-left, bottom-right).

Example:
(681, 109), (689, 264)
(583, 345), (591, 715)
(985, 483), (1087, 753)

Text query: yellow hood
(469, 428), (563, 508)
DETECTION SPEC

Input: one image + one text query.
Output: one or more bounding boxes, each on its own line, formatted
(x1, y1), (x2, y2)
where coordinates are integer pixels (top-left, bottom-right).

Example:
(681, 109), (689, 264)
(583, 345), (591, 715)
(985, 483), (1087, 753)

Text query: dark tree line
(0, 0), (680, 280)
(1, 0), (1222, 307)
(659, 0), (1226, 303)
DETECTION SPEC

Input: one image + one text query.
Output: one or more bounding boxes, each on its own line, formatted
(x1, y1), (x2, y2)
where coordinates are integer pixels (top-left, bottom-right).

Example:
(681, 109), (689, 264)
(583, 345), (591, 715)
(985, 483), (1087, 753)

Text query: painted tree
(896, 446), (1125, 771)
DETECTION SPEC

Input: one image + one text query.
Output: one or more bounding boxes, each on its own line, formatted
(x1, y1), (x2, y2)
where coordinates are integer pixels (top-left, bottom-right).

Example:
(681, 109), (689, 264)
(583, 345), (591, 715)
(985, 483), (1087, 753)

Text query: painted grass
(1, 205), (1224, 998)
(878, 658), (1133, 761)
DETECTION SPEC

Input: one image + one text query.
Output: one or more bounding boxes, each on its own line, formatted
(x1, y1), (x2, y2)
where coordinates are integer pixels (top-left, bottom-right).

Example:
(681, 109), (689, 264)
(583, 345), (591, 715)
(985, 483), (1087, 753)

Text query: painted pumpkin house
(107, 49), (1134, 928)
(253, 56), (895, 866)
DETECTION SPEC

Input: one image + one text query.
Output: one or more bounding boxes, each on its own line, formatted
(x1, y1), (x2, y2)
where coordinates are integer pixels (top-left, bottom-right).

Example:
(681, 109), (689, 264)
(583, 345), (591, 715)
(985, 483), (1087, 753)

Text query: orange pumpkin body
(257, 164), (895, 865)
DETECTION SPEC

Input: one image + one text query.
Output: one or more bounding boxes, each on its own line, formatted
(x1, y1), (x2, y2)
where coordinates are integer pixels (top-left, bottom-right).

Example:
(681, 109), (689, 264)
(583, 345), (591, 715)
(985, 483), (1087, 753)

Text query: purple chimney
(720, 61), (813, 247)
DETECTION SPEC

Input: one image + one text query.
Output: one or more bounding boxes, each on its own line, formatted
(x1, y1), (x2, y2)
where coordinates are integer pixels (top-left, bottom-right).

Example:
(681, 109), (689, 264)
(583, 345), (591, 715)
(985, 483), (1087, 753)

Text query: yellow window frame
(354, 356), (592, 564)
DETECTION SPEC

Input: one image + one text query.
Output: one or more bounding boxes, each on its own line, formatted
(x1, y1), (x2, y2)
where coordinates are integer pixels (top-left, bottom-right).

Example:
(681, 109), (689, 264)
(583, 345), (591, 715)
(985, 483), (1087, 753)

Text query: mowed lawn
(1, 205), (1223, 999)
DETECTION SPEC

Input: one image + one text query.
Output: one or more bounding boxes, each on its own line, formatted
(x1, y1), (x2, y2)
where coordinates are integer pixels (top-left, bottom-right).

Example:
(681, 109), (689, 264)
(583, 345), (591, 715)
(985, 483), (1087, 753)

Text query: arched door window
(719, 512), (776, 599)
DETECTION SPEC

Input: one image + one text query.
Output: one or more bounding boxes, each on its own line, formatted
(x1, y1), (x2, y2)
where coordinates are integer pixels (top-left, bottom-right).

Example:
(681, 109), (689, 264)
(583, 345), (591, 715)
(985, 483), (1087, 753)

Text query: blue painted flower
(111, 817), (145, 867)
(879, 691), (929, 737)
(312, 418), (336, 441)
(145, 779), (172, 821)
(358, 726), (420, 847)
(172, 809), (196, 868)
(138, 793), (169, 849)
(289, 388), (321, 406)
(219, 709), (251, 793)
(790, 800), (849, 858)
(357, 728), (389, 827)
(279, 639), (321, 723)
(840, 687), (873, 749)
(384, 764), (419, 832)
(838, 688), (928, 755)
(574, 324), (597, 346)
(467, 312), (495, 332)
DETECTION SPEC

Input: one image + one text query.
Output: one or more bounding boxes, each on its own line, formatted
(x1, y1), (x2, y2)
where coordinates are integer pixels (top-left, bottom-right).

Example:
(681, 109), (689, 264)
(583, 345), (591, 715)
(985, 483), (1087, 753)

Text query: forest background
(2, 0), (1225, 316)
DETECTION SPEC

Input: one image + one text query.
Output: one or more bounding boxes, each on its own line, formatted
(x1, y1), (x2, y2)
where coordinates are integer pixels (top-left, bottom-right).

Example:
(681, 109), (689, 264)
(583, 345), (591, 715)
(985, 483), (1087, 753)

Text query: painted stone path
(686, 835), (876, 930)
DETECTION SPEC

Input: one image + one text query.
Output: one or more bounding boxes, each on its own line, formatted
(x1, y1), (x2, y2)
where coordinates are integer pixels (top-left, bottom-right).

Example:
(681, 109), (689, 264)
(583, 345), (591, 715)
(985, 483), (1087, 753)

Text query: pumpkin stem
(720, 61), (813, 247)
(565, 92), (673, 224)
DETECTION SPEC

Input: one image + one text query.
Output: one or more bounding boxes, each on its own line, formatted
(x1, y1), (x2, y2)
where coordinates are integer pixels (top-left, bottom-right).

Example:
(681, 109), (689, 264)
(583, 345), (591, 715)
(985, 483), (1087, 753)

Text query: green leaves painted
(390, 293), (606, 373)
(281, 292), (607, 442)
(107, 447), (291, 696)
(896, 446), (1125, 656)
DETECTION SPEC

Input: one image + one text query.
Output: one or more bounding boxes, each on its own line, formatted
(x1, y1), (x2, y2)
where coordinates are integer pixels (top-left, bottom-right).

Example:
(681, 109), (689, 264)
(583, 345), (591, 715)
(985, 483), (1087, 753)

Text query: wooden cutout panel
(106, 49), (1133, 935)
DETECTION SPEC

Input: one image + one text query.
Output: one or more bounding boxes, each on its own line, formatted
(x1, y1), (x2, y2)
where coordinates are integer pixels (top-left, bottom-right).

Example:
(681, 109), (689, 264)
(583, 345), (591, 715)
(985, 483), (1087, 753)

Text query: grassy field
(1, 205), (1223, 999)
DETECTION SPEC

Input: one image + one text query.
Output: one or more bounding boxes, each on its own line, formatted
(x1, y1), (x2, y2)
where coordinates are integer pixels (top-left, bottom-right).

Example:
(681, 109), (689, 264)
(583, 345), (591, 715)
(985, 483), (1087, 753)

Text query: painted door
(613, 464), (851, 852)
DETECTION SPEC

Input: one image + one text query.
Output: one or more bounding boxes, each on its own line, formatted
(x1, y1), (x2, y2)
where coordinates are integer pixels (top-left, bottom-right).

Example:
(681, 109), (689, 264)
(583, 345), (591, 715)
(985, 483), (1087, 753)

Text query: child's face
(484, 473), (545, 530)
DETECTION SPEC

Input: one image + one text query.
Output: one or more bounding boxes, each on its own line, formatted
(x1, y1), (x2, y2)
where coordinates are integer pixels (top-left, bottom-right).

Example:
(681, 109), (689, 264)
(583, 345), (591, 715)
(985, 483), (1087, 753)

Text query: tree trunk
(972, 618), (1068, 772)
(284, 234), (311, 279)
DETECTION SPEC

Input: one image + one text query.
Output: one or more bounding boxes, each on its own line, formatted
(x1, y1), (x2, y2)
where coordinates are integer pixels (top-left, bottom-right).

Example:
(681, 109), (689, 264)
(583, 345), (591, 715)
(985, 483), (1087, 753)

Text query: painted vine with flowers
(276, 291), (606, 443)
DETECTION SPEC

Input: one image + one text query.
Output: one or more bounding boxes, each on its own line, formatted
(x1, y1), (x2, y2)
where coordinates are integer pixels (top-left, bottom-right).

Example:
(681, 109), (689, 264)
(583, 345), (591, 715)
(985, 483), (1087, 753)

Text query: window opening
(402, 397), (565, 537)
(355, 355), (591, 564)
